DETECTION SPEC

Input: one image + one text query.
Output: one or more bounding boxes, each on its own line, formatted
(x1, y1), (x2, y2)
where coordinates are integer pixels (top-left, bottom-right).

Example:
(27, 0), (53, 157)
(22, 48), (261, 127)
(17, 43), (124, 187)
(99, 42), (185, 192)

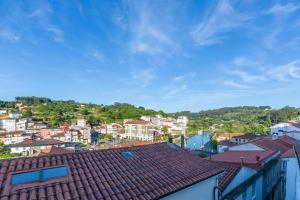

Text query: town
(1, 0), (300, 199)
(0, 99), (299, 200)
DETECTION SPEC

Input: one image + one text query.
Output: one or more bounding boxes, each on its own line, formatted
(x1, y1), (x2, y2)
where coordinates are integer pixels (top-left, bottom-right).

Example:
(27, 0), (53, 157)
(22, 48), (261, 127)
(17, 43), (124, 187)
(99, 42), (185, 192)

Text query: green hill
(0, 96), (168, 128)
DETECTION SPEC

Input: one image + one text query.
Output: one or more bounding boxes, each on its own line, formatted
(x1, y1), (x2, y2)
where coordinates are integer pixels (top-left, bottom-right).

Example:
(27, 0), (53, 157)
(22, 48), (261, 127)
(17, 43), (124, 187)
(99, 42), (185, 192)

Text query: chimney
(168, 137), (173, 144)
(272, 133), (278, 140)
(240, 157), (245, 166)
(180, 135), (185, 148)
(256, 156), (260, 161)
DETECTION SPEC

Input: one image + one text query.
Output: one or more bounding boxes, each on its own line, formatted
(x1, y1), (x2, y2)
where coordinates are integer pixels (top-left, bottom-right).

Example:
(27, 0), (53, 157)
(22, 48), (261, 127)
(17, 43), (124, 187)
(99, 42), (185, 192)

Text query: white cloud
(267, 3), (300, 16)
(233, 56), (262, 67)
(131, 68), (156, 87)
(268, 59), (300, 81)
(131, 12), (175, 55)
(92, 50), (104, 62)
(191, 0), (251, 46)
(223, 80), (252, 89)
(173, 72), (197, 82)
(114, 1), (177, 55)
(47, 26), (64, 42)
(231, 70), (265, 82)
(0, 28), (20, 42)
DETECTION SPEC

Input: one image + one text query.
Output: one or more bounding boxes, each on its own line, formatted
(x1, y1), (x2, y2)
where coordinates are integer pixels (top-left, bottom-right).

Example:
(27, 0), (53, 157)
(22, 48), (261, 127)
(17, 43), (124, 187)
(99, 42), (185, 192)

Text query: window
(121, 152), (135, 158)
(11, 166), (68, 185)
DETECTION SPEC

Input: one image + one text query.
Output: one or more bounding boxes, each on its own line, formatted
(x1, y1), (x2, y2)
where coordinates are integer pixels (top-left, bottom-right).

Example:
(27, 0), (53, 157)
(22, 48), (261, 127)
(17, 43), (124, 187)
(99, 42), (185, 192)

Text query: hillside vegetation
(174, 106), (300, 135)
(0, 96), (168, 128)
(1, 97), (299, 134)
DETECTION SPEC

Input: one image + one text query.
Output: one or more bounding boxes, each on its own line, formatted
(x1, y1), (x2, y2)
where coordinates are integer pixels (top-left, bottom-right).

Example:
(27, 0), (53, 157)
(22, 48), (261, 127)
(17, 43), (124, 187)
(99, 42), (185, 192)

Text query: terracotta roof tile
(281, 148), (295, 158)
(0, 143), (223, 200)
(124, 120), (150, 125)
(208, 150), (278, 170)
(250, 137), (291, 154)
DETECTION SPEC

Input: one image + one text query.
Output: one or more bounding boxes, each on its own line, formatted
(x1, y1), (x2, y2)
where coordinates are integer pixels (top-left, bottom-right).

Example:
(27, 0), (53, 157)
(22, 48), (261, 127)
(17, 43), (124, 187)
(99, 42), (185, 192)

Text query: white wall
(224, 176), (263, 200)
(161, 175), (219, 200)
(223, 167), (257, 196)
(283, 157), (300, 200)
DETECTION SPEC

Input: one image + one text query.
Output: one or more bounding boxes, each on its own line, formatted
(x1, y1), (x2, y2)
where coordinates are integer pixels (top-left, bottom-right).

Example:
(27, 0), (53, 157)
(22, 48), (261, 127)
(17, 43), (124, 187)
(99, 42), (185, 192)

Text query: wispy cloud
(266, 3), (300, 16)
(191, 0), (251, 46)
(263, 2), (300, 49)
(92, 50), (104, 62)
(231, 70), (265, 82)
(47, 26), (64, 42)
(130, 10), (175, 55)
(173, 72), (197, 82)
(0, 28), (20, 42)
(114, 1), (177, 55)
(131, 68), (156, 87)
(268, 59), (300, 81)
(223, 80), (252, 89)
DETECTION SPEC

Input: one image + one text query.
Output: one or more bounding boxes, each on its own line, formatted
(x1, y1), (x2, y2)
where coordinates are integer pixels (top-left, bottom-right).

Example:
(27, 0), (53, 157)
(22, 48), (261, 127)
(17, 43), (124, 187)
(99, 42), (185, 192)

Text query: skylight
(121, 151), (135, 158)
(11, 166), (68, 185)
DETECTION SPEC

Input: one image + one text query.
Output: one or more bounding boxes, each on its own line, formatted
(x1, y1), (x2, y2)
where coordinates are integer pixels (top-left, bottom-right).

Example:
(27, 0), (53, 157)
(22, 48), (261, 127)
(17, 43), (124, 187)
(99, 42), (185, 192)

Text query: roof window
(11, 166), (68, 185)
(121, 151), (135, 158)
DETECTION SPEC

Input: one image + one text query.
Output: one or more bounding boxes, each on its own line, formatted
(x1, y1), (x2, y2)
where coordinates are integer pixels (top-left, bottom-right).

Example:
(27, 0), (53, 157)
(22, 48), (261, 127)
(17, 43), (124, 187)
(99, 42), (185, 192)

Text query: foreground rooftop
(0, 143), (222, 200)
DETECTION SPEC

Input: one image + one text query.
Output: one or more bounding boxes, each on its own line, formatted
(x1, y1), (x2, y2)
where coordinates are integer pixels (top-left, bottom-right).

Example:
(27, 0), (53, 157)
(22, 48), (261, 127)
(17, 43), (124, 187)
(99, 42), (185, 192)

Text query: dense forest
(174, 106), (300, 134)
(0, 97), (168, 128)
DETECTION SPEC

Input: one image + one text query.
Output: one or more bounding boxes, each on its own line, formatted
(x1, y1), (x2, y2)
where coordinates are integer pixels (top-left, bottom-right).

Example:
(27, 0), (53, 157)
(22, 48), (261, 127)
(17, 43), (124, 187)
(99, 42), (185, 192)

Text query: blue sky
(1, 0), (300, 112)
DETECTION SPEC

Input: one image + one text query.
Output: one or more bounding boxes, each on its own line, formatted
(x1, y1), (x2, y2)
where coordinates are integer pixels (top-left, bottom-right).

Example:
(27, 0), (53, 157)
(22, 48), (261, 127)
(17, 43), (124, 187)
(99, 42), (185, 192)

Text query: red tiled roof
(281, 148), (295, 158)
(124, 120), (149, 125)
(96, 141), (153, 150)
(51, 132), (65, 138)
(276, 135), (296, 148)
(251, 137), (291, 154)
(9, 139), (68, 147)
(208, 150), (278, 169)
(216, 163), (241, 191)
(231, 134), (257, 140)
(0, 143), (223, 200)
(32, 146), (73, 156)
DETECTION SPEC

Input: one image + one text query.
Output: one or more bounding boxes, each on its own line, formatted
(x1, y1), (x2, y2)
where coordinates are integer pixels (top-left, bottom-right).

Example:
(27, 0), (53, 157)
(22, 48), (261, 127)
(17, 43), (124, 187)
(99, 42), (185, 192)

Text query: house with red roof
(8, 139), (75, 156)
(0, 142), (224, 200)
(208, 150), (283, 200)
(224, 135), (299, 200)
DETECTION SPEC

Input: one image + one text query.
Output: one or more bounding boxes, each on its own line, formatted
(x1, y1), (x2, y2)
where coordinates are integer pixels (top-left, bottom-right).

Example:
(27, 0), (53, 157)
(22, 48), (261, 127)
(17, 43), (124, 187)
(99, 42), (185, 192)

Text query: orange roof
(33, 146), (73, 156)
(124, 120), (149, 125)
(281, 149), (295, 158)
(96, 141), (153, 150)
(208, 150), (278, 169)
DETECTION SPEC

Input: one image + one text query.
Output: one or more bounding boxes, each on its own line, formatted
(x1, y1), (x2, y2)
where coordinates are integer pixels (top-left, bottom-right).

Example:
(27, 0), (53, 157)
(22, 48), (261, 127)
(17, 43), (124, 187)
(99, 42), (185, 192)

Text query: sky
(1, 0), (300, 112)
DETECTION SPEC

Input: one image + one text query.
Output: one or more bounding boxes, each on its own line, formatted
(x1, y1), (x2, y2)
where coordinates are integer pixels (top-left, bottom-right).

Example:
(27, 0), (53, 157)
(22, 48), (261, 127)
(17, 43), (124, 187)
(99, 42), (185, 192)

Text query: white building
(270, 121), (300, 140)
(0, 109), (7, 115)
(0, 118), (16, 132)
(8, 112), (20, 119)
(77, 117), (86, 127)
(16, 118), (30, 130)
(4, 131), (31, 145)
(176, 116), (189, 127)
(123, 120), (158, 141)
